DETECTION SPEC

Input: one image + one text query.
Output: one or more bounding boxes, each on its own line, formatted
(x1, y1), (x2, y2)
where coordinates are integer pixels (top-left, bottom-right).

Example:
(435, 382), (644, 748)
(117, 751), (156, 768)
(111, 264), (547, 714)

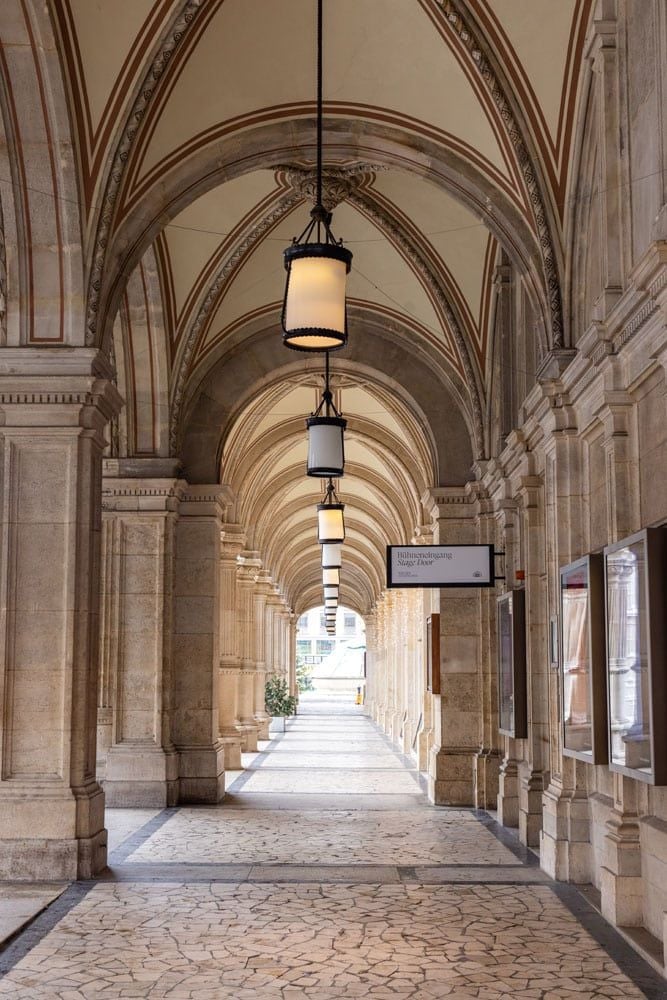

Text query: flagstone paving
(0, 695), (662, 999)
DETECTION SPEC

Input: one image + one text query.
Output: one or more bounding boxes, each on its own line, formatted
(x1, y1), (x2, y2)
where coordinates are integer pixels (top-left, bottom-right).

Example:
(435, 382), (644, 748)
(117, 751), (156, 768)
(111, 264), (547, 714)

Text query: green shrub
(265, 675), (298, 717)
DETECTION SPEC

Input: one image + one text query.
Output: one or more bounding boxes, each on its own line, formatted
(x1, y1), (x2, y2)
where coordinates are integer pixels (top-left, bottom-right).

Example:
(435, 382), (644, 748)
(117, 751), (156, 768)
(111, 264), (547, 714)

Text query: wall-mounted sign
(386, 544), (495, 588)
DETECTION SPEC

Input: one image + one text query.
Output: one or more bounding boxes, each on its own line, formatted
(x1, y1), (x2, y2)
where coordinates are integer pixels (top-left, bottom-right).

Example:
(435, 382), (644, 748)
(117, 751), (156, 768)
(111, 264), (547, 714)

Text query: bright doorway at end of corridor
(296, 606), (365, 704)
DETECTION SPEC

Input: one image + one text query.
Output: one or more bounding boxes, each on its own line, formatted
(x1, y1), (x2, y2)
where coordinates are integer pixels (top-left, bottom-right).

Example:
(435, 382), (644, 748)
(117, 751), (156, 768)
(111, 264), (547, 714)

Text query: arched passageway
(0, 0), (667, 993)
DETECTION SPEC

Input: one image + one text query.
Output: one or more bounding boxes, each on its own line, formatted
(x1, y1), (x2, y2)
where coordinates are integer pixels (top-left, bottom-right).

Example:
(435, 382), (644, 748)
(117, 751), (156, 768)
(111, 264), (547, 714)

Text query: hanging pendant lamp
(282, 0), (352, 352)
(307, 351), (346, 476)
(323, 567), (340, 587)
(321, 542), (342, 569)
(323, 585), (338, 600)
(317, 478), (345, 544)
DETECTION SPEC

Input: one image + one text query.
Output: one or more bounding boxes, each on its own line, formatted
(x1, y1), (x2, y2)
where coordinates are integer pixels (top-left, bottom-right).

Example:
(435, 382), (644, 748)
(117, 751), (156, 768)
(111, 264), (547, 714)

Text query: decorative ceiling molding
(168, 188), (302, 453)
(169, 161), (485, 459)
(437, 0), (564, 349)
(345, 186), (486, 458)
(85, 0), (206, 348)
(169, 162), (384, 451)
(284, 164), (387, 212)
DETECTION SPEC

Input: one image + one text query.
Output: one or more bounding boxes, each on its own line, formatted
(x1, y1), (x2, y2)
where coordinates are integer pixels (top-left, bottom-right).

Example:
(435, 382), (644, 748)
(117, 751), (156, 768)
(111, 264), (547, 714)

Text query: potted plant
(265, 675), (298, 733)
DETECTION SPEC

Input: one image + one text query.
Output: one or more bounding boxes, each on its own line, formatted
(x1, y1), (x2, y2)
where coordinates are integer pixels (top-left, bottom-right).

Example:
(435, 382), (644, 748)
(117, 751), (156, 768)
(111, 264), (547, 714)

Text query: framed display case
(604, 527), (667, 784)
(426, 613), (440, 695)
(497, 589), (527, 738)
(560, 554), (607, 763)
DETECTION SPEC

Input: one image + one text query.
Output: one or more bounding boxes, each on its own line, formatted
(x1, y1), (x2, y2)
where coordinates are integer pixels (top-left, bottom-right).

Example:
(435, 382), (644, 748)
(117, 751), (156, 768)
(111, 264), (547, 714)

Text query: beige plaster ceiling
(51, 0), (595, 611)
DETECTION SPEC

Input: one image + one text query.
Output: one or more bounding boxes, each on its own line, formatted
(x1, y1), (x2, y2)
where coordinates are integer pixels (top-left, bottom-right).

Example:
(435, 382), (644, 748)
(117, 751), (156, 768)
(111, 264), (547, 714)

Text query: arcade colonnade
(0, 0), (666, 975)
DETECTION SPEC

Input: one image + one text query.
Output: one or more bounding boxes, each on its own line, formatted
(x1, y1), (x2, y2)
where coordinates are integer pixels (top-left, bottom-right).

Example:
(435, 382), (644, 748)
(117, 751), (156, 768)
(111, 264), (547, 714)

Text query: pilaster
(253, 570), (274, 739)
(425, 487), (481, 806)
(236, 551), (261, 751)
(100, 461), (184, 807)
(218, 524), (246, 769)
(515, 474), (548, 847)
(0, 348), (122, 879)
(172, 485), (228, 803)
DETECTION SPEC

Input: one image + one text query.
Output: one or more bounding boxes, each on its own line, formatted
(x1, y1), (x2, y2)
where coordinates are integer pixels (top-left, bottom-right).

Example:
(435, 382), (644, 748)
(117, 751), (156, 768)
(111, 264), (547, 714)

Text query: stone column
(426, 488), (481, 806)
(101, 460), (183, 807)
(269, 591), (283, 678)
(286, 611), (297, 698)
(218, 524), (246, 770)
(494, 497), (521, 827)
(236, 551), (261, 751)
(0, 348), (121, 879)
(597, 390), (642, 921)
(364, 610), (376, 716)
(253, 571), (273, 739)
(516, 475), (548, 847)
(601, 774), (643, 926)
(172, 486), (226, 803)
(97, 514), (118, 779)
(538, 405), (594, 882)
(473, 481), (502, 809)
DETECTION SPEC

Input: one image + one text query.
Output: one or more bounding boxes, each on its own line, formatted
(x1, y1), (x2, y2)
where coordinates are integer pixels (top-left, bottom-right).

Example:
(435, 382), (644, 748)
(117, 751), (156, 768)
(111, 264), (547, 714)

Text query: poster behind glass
(560, 554), (607, 762)
(497, 590), (526, 738)
(604, 529), (667, 783)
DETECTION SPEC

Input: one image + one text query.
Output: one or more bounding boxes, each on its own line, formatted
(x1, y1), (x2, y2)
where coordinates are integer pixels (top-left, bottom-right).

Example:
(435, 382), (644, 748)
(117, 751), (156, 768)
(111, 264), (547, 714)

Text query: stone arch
(92, 117), (552, 366)
(0, 0), (85, 344)
(179, 320), (475, 488)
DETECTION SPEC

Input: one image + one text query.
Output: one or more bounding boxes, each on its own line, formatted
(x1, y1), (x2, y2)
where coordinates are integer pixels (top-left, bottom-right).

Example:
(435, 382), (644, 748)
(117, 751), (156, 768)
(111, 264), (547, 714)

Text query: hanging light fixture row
(278, 0), (352, 627)
(282, 0), (352, 352)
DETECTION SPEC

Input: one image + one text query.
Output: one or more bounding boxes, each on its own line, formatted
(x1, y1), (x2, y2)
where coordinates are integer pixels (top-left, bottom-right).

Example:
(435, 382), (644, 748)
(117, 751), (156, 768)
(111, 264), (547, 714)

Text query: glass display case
(497, 589), (527, 738)
(604, 528), (667, 783)
(560, 554), (607, 762)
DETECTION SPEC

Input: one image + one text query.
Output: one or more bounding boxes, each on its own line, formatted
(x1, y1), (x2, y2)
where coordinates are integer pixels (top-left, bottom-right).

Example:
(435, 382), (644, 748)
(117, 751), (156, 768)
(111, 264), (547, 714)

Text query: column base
(220, 735), (243, 770)
(104, 746), (179, 807)
(239, 722), (259, 752)
(428, 747), (475, 805)
(417, 727), (433, 773)
(600, 867), (644, 926)
(497, 756), (519, 827)
(473, 749), (501, 809)
(540, 783), (592, 882)
(0, 829), (108, 881)
(177, 742), (225, 804)
(254, 714), (271, 740)
(0, 782), (107, 880)
(519, 768), (545, 847)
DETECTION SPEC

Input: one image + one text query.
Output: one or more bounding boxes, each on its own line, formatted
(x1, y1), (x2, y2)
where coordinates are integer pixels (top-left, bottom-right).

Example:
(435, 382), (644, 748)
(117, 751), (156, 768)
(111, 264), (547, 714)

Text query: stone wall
(365, 0), (667, 962)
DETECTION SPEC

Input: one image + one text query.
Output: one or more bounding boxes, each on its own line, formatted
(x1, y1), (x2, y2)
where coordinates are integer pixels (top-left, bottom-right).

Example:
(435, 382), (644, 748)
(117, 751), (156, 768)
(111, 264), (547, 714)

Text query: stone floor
(0, 694), (664, 998)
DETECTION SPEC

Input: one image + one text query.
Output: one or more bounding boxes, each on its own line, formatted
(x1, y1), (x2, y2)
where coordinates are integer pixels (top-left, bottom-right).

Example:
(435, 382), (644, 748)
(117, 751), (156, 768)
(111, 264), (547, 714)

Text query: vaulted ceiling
(46, 0), (594, 612)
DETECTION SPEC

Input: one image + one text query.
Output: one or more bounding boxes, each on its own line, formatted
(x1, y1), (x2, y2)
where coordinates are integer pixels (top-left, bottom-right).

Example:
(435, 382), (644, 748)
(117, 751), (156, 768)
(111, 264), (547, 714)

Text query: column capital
(0, 347), (123, 440)
(102, 475), (186, 514)
(180, 484), (231, 520)
(220, 523), (246, 560)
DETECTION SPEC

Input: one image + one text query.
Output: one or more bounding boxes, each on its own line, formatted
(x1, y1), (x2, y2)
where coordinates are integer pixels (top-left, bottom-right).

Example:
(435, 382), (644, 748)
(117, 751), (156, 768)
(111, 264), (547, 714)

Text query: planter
(269, 716), (287, 734)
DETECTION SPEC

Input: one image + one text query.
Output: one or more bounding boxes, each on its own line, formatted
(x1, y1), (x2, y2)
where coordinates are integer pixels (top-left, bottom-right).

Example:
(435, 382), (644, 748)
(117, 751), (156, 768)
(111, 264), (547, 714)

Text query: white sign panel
(387, 545), (495, 588)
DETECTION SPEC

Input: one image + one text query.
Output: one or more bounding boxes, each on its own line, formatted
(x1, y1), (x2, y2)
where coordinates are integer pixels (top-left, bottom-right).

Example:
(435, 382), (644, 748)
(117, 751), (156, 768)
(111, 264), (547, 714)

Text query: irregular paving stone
(0, 707), (659, 999)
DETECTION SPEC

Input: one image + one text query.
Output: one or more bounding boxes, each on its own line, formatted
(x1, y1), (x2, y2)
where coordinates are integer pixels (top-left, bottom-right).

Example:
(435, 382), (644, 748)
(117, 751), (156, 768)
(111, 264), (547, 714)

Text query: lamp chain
(316, 0), (323, 214)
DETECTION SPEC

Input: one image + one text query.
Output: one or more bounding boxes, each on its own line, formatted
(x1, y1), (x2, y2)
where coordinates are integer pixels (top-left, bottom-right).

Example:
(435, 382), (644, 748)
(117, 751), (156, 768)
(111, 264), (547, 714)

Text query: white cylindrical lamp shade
(317, 502), (345, 544)
(325, 597), (338, 609)
(321, 543), (342, 569)
(322, 568), (340, 587)
(306, 417), (346, 478)
(282, 244), (352, 352)
(323, 586), (339, 600)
